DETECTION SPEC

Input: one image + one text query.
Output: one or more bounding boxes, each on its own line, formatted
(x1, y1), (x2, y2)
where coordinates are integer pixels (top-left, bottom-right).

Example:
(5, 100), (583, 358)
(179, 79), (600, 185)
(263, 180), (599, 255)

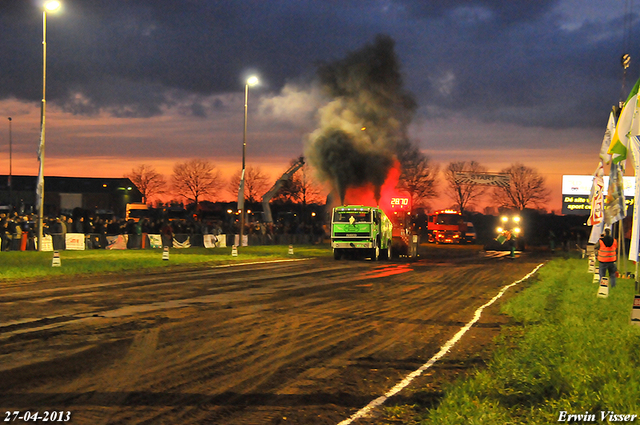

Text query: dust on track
(0, 249), (546, 424)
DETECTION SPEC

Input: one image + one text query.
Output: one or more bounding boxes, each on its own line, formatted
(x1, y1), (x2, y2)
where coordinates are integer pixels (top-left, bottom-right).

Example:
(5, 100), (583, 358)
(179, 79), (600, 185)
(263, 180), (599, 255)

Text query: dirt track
(0, 250), (545, 424)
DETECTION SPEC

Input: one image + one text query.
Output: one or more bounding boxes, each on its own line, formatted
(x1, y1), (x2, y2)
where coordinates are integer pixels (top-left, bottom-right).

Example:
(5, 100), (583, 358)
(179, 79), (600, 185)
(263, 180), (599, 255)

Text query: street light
(36, 1), (61, 251)
(238, 75), (258, 249)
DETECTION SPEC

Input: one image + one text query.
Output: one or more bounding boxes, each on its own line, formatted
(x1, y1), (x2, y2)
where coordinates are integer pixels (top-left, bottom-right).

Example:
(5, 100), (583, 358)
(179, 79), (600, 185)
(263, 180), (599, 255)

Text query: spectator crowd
(1, 211), (326, 251)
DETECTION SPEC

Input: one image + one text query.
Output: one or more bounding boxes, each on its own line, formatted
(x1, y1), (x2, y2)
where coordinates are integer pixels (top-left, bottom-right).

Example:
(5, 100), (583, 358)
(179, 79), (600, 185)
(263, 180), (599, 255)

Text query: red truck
(427, 209), (467, 243)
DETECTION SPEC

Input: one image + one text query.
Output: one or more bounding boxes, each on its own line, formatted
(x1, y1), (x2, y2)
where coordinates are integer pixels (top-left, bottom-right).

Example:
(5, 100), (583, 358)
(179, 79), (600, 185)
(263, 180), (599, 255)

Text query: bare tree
(228, 165), (271, 203)
(396, 140), (438, 208)
(125, 164), (166, 204)
(171, 159), (225, 208)
(299, 164), (325, 205)
(492, 163), (550, 210)
(272, 162), (324, 205)
(444, 160), (487, 214)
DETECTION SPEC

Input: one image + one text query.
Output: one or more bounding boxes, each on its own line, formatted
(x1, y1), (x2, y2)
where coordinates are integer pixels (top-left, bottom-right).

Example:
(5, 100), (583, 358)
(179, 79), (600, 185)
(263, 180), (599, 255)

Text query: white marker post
(631, 295), (640, 326)
(597, 277), (609, 298)
(51, 251), (61, 267)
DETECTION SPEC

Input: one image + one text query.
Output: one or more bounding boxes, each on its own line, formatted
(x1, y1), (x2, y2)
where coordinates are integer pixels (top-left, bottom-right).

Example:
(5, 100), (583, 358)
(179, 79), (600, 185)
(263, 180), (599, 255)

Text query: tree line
(393, 142), (550, 214)
(125, 159), (324, 208)
(127, 154), (550, 214)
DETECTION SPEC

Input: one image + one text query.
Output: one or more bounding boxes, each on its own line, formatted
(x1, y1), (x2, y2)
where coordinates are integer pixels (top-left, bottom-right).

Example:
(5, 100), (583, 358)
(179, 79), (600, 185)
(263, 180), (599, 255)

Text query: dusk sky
(0, 0), (638, 212)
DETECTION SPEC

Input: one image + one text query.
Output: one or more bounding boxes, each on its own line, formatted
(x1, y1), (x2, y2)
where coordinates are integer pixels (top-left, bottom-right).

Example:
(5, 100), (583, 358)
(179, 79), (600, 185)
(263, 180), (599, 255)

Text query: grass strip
(417, 256), (640, 424)
(0, 245), (331, 282)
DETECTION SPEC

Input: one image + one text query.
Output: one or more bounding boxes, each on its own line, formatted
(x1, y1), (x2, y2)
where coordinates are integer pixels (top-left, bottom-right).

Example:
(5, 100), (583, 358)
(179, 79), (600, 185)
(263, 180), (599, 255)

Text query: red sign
(390, 197), (410, 209)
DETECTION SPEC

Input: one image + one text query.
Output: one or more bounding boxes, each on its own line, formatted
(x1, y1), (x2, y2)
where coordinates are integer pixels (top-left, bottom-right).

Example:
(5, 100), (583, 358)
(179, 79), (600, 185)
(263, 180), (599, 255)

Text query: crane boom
(262, 156), (305, 223)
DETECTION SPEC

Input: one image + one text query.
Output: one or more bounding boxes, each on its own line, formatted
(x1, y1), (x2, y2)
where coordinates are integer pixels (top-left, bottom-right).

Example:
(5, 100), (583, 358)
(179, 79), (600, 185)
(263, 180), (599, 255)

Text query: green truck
(331, 205), (393, 260)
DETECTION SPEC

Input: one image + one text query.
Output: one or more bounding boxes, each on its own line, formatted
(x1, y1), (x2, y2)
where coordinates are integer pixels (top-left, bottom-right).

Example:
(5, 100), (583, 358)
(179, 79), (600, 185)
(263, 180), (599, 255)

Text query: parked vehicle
(464, 222), (477, 243)
(427, 209), (466, 243)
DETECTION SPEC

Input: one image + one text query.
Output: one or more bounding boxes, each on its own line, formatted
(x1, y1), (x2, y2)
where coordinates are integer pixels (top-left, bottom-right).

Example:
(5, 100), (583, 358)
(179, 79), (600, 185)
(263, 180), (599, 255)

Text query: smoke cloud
(304, 34), (416, 204)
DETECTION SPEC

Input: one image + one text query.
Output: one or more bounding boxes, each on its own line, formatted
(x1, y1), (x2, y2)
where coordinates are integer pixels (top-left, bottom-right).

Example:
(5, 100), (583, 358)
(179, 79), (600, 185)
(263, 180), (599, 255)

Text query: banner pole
(620, 219), (627, 276)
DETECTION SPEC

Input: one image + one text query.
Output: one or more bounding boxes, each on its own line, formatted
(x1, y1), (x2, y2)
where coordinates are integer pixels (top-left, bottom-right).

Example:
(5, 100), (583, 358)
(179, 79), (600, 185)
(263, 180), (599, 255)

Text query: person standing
(597, 228), (618, 288)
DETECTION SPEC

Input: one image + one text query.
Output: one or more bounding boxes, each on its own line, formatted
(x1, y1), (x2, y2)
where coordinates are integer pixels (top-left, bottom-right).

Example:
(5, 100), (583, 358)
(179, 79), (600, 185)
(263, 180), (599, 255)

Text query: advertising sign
(562, 175), (635, 215)
(65, 233), (86, 250)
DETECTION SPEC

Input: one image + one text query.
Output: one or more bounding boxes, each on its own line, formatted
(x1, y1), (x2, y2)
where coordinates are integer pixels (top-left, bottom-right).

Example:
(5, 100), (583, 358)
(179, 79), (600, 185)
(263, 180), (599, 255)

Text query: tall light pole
(37, 1), (61, 251)
(238, 75), (258, 249)
(7, 117), (12, 208)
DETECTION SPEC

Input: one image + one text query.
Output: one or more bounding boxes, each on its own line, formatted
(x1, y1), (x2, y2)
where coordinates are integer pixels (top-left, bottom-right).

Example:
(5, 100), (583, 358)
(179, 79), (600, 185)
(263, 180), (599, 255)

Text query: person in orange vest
(597, 228), (618, 288)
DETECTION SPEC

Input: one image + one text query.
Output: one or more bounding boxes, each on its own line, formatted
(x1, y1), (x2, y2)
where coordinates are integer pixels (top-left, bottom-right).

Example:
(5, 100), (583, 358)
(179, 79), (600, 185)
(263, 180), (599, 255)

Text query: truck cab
(427, 209), (466, 243)
(125, 203), (149, 222)
(331, 205), (393, 260)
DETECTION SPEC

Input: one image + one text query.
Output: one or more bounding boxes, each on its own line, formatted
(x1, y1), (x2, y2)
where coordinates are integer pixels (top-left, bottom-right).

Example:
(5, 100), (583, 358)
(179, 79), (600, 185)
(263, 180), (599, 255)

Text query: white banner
(40, 234), (53, 252)
(204, 234), (226, 248)
(148, 234), (162, 249)
(234, 234), (248, 247)
(562, 175), (635, 196)
(173, 236), (191, 249)
(106, 235), (128, 250)
(65, 233), (85, 250)
(629, 137), (640, 261)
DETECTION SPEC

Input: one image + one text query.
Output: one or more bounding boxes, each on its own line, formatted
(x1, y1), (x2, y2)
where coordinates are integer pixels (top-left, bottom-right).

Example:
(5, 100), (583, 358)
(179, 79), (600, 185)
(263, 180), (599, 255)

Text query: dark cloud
(0, 0), (637, 130)
(396, 0), (559, 24)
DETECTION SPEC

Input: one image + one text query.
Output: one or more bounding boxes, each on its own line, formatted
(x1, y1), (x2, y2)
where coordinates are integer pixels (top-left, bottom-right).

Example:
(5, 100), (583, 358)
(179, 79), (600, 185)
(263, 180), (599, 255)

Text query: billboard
(562, 175), (635, 215)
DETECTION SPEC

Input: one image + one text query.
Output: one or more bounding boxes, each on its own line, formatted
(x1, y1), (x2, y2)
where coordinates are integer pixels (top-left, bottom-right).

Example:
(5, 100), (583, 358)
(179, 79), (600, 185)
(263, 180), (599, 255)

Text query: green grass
(0, 245), (332, 282)
(412, 255), (640, 424)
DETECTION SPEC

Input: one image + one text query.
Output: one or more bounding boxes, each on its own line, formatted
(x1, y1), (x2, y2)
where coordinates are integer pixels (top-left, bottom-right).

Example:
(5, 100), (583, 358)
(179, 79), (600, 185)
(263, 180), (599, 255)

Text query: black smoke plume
(305, 34), (416, 204)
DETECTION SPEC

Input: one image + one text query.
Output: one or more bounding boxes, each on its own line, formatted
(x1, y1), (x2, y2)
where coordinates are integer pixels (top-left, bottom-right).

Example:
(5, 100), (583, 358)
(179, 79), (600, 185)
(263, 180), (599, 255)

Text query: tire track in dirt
(62, 327), (161, 425)
(0, 255), (546, 424)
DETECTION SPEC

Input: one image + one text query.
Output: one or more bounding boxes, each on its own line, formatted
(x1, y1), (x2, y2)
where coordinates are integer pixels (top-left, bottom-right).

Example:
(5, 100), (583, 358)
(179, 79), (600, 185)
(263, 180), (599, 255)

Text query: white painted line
(337, 262), (545, 425)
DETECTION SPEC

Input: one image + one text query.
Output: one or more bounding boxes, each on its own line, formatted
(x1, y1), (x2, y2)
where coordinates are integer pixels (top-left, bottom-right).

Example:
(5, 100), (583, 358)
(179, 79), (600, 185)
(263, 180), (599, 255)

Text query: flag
(588, 162), (605, 226)
(629, 136), (640, 261)
(608, 77), (640, 163)
(604, 162), (626, 225)
(35, 171), (43, 211)
(600, 111), (615, 164)
(35, 124), (45, 212)
(237, 169), (245, 213)
(588, 162), (606, 243)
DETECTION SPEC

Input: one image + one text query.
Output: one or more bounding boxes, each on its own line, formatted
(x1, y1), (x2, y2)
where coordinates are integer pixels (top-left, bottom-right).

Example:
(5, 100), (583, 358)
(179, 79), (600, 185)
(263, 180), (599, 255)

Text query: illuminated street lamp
(37, 0), (61, 251)
(238, 75), (258, 249)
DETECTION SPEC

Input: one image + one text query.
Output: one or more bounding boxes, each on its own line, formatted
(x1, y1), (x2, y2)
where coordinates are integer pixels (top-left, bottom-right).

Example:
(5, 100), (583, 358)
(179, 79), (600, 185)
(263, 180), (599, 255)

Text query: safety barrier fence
(1, 232), (321, 251)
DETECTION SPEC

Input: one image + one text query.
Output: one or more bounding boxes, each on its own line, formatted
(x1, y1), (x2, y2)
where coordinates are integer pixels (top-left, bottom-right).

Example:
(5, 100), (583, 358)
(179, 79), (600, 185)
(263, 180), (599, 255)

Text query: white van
(464, 222), (477, 243)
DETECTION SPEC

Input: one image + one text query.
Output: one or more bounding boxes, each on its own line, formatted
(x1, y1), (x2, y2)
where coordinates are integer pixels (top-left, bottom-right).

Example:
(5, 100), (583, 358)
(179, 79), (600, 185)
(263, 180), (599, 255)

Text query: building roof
(0, 175), (140, 195)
